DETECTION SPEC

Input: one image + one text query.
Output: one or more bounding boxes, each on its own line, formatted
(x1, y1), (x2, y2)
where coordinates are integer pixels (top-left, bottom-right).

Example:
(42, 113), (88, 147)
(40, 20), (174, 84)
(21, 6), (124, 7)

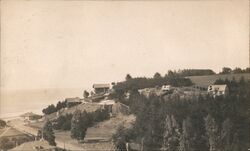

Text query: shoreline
(0, 108), (43, 121)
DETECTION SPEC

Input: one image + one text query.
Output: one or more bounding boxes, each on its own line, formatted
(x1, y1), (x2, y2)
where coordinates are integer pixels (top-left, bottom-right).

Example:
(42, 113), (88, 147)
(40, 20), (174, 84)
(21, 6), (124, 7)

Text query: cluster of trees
(71, 108), (110, 140)
(42, 101), (67, 115)
(177, 69), (215, 77)
(40, 108), (110, 145)
(111, 72), (193, 100)
(42, 100), (81, 115)
(113, 78), (249, 151)
(53, 114), (73, 130)
(220, 67), (250, 74)
(37, 120), (56, 146)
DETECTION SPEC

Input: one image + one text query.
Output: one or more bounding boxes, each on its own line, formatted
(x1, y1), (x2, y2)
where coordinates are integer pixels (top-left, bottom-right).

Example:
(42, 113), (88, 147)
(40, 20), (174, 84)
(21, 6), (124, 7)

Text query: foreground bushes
(70, 107), (110, 140)
(113, 78), (250, 151)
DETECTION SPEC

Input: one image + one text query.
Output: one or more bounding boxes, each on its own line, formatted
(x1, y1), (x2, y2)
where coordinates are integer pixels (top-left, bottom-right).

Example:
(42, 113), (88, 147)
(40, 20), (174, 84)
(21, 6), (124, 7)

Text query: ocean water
(0, 88), (86, 119)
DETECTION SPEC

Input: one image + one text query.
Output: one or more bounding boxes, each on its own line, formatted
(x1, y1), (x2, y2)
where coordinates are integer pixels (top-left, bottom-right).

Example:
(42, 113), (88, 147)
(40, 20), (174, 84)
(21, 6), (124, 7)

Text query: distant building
(65, 97), (82, 107)
(93, 84), (110, 94)
(10, 140), (57, 151)
(20, 112), (42, 122)
(161, 85), (171, 91)
(207, 84), (229, 97)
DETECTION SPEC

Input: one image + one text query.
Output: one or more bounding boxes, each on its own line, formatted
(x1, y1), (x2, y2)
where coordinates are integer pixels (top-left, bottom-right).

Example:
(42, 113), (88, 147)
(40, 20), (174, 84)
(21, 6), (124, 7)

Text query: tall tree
(83, 90), (89, 98)
(71, 110), (88, 140)
(162, 115), (180, 151)
(43, 120), (56, 146)
(153, 72), (162, 79)
(205, 114), (221, 151)
(220, 67), (232, 74)
(125, 74), (132, 81)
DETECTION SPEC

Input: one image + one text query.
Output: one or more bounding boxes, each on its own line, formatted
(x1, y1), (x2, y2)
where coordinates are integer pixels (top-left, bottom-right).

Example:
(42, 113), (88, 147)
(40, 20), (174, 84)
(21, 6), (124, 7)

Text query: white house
(162, 85), (171, 91)
(207, 84), (229, 97)
(93, 84), (110, 94)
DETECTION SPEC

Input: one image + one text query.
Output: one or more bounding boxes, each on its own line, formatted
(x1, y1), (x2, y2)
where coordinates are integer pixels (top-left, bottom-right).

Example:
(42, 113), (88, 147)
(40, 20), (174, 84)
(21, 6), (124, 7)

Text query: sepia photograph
(0, 0), (249, 150)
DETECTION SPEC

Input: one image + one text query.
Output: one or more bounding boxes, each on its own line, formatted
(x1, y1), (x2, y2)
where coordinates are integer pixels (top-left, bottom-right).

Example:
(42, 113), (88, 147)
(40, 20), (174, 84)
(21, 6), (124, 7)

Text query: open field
(54, 114), (135, 150)
(187, 73), (250, 88)
(85, 114), (135, 141)
(27, 121), (44, 129)
(0, 127), (24, 138)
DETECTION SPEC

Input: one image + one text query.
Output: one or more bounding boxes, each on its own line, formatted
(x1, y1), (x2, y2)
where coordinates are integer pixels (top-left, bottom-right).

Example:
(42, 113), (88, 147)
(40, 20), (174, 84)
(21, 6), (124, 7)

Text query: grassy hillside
(187, 73), (250, 88)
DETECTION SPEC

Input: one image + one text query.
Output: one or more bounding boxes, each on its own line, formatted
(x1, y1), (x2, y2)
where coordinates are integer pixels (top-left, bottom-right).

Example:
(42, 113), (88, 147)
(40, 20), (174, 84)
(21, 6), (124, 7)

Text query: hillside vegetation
(112, 75), (250, 151)
(188, 73), (250, 88)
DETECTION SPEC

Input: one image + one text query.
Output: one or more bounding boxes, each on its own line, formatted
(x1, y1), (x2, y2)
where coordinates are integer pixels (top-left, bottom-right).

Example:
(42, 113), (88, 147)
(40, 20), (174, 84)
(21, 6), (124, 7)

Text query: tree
(179, 117), (195, 151)
(166, 70), (174, 78)
(162, 115), (180, 151)
(153, 72), (162, 79)
(37, 130), (42, 140)
(232, 67), (242, 74)
(245, 67), (250, 73)
(0, 119), (6, 128)
(112, 126), (128, 150)
(83, 90), (89, 98)
(220, 67), (232, 74)
(125, 74), (132, 81)
(71, 110), (88, 140)
(42, 104), (57, 115)
(43, 120), (56, 146)
(205, 114), (221, 151)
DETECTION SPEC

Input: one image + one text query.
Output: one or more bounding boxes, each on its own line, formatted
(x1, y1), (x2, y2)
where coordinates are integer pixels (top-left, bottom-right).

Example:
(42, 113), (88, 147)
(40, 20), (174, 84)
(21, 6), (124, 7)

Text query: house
(10, 140), (57, 151)
(162, 85), (171, 91)
(65, 97), (82, 107)
(207, 84), (229, 97)
(93, 84), (110, 94)
(20, 112), (42, 122)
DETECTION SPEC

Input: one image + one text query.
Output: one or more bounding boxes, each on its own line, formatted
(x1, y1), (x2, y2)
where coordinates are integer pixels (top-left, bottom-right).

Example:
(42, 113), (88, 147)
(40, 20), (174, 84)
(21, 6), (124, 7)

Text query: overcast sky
(1, 0), (249, 90)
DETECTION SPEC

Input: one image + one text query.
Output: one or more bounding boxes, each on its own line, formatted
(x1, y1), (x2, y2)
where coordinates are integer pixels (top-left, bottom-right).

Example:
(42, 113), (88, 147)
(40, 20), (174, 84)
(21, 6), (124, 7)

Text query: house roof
(208, 84), (227, 92)
(65, 97), (81, 103)
(10, 140), (56, 151)
(98, 100), (116, 105)
(20, 112), (41, 117)
(93, 84), (110, 88)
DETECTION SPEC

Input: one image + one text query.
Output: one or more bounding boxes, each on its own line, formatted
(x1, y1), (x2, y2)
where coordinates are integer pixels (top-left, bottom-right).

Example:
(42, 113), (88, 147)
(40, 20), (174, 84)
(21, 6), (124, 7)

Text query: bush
(0, 119), (6, 128)
(54, 114), (73, 130)
(42, 104), (57, 115)
(0, 138), (15, 150)
(70, 108), (110, 141)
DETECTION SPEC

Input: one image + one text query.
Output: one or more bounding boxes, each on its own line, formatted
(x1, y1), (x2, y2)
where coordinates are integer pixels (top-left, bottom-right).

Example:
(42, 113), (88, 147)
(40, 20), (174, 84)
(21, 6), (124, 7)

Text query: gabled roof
(65, 97), (81, 103)
(10, 140), (56, 151)
(93, 84), (110, 88)
(208, 84), (227, 92)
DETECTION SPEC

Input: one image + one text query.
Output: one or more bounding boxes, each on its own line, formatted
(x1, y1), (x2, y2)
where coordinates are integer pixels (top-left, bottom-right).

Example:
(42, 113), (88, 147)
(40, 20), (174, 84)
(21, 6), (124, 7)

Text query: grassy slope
(187, 73), (250, 88)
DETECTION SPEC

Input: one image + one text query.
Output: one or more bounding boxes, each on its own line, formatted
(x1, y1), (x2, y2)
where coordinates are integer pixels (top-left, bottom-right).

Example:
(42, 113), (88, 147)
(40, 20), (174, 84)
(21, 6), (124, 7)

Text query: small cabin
(93, 84), (110, 94)
(207, 84), (229, 97)
(162, 85), (171, 91)
(65, 97), (81, 108)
